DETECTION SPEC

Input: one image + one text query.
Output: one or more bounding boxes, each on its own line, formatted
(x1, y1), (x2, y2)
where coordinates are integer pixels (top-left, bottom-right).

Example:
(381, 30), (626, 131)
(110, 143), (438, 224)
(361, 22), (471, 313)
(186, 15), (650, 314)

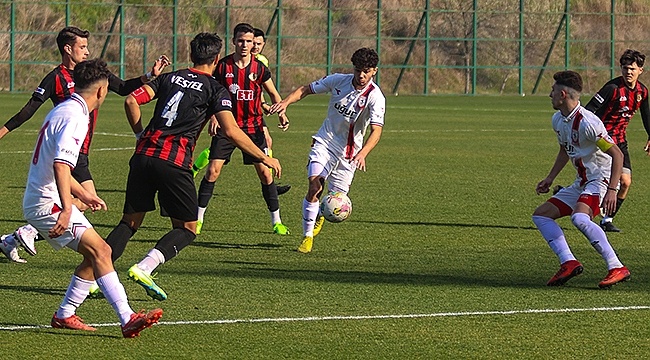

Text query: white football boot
(15, 224), (38, 256)
(0, 234), (26, 263)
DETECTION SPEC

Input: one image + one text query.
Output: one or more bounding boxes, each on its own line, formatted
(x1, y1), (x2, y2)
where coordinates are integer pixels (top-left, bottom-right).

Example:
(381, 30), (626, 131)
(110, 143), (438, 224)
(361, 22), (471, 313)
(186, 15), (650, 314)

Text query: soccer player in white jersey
(23, 58), (162, 337)
(532, 70), (630, 289)
(270, 47), (386, 253)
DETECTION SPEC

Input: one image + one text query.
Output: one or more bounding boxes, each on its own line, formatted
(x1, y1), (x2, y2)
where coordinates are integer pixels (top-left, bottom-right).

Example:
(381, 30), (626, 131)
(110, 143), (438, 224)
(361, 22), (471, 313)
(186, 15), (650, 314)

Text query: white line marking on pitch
(2, 306), (649, 331)
(0, 147), (133, 154)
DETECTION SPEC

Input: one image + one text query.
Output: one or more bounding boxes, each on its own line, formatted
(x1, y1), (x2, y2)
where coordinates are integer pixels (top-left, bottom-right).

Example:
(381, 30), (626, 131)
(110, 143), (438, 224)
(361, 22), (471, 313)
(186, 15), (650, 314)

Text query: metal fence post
(376, 0), (382, 86)
(173, 0), (178, 71)
(610, 0), (616, 79)
(471, 0), (477, 95)
(224, 0), (230, 56)
(565, 0), (570, 70)
(424, 0), (429, 94)
(276, 0), (282, 89)
(10, 1), (15, 92)
(66, 0), (70, 26)
(119, 0), (125, 78)
(327, 0), (333, 76)
(519, 0), (524, 95)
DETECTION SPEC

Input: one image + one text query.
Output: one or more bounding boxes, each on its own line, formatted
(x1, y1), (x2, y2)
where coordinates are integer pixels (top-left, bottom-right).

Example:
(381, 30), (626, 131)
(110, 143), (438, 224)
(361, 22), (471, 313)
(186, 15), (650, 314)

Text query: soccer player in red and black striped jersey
(104, 32), (281, 300)
(196, 23), (290, 235)
(585, 49), (650, 232)
(0, 26), (168, 264)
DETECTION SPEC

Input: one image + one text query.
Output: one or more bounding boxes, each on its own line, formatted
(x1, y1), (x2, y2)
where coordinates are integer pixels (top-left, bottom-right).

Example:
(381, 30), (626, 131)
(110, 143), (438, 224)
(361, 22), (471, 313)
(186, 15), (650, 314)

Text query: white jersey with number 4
(552, 104), (615, 186)
(23, 93), (89, 216)
(310, 73), (385, 159)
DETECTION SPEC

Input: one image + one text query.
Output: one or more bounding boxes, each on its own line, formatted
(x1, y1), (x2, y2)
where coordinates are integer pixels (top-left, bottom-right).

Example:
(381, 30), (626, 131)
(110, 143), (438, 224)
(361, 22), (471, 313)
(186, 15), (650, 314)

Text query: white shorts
(550, 179), (606, 217)
(307, 140), (356, 194)
(24, 203), (92, 251)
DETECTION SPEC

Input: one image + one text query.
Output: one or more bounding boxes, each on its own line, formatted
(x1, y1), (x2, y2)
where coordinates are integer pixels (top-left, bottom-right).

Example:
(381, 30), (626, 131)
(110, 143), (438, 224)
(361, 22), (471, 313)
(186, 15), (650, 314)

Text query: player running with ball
(270, 47), (386, 253)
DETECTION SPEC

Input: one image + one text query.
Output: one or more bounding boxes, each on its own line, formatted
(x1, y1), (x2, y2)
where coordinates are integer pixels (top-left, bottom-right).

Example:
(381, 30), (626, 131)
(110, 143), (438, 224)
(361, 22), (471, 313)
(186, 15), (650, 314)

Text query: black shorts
(123, 154), (198, 221)
(72, 153), (93, 183)
(618, 141), (631, 171)
(208, 130), (267, 165)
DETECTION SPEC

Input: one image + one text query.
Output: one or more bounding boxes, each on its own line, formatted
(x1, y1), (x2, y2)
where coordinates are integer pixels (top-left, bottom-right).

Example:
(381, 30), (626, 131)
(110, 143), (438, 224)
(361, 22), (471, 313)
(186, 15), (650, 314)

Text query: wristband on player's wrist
(607, 187), (617, 191)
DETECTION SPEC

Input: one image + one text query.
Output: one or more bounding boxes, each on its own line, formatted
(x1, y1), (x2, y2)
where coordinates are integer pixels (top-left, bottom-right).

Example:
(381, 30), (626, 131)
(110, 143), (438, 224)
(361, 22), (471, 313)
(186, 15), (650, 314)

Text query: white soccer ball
(320, 192), (352, 223)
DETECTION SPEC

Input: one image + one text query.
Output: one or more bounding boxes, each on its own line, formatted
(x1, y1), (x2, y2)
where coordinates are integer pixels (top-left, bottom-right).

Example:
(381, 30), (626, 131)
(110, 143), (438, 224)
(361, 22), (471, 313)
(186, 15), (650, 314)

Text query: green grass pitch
(1, 92), (650, 358)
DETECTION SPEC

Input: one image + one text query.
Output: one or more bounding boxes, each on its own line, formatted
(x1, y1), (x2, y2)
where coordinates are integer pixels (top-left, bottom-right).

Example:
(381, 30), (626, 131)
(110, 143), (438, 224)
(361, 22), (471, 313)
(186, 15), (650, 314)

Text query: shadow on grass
(168, 265), (548, 290)
(191, 241), (283, 250)
(0, 284), (65, 296)
(0, 324), (122, 338)
(94, 188), (126, 194)
(353, 219), (537, 231)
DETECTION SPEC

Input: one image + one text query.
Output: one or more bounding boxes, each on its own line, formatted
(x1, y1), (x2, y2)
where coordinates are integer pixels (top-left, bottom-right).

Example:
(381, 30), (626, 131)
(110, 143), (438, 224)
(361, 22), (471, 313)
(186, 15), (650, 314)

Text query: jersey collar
(561, 102), (581, 122)
(70, 93), (89, 116)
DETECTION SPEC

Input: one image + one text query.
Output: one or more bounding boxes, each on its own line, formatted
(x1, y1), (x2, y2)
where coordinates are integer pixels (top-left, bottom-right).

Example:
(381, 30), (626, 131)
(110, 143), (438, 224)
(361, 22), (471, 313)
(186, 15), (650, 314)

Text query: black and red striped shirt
(585, 76), (650, 143)
(135, 68), (233, 169)
(4, 64), (144, 154)
(214, 54), (271, 135)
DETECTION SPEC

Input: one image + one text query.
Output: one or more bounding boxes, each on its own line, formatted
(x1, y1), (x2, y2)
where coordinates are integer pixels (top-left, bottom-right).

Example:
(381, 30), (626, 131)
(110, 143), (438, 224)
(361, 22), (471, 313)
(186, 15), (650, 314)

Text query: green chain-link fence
(1, 0), (650, 95)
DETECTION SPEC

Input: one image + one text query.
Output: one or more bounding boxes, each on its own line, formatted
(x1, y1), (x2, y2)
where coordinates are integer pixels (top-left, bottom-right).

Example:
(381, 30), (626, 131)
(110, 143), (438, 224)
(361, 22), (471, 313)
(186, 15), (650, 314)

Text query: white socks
(198, 207), (207, 222)
(532, 215), (576, 264)
(96, 271), (134, 326)
(137, 248), (166, 275)
(533, 214), (625, 270)
(57, 275), (94, 319)
(270, 209), (281, 226)
(571, 213), (624, 270)
(302, 199), (320, 237)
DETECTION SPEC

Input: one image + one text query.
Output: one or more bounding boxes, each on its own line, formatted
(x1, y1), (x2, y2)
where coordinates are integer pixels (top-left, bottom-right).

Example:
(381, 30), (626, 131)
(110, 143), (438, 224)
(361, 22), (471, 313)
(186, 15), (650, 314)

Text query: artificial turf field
(1, 93), (650, 359)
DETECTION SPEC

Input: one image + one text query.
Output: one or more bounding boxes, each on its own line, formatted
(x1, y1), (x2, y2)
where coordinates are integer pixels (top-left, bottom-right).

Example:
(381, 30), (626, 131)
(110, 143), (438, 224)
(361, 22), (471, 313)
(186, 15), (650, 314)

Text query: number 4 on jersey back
(162, 91), (185, 126)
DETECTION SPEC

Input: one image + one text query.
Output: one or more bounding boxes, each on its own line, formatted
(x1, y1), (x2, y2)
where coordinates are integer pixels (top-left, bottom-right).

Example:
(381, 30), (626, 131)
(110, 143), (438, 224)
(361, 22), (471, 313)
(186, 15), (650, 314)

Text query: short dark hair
(73, 58), (110, 92)
(190, 32), (222, 65)
(351, 48), (379, 69)
(620, 49), (645, 68)
(233, 23), (254, 38)
(253, 28), (266, 41)
(56, 26), (90, 56)
(553, 70), (583, 93)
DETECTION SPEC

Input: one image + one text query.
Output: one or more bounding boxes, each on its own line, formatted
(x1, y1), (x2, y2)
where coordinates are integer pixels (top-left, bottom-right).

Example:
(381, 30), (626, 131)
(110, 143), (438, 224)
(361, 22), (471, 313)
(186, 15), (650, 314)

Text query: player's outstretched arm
(214, 110), (282, 178)
(262, 79), (290, 130)
(125, 85), (155, 138)
(0, 97), (46, 140)
(268, 85), (313, 116)
(150, 55), (170, 78)
(110, 55), (170, 95)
